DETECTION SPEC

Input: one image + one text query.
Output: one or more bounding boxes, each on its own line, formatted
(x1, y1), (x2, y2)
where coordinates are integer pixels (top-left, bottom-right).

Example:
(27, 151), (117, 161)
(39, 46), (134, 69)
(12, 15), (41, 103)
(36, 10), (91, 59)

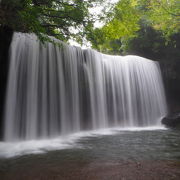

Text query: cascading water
(3, 33), (167, 141)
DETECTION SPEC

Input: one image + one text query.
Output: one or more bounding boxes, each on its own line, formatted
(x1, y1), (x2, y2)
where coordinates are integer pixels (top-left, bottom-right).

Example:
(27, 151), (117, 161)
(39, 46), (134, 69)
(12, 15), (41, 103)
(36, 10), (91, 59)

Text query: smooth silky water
(1, 33), (179, 174)
(3, 33), (167, 141)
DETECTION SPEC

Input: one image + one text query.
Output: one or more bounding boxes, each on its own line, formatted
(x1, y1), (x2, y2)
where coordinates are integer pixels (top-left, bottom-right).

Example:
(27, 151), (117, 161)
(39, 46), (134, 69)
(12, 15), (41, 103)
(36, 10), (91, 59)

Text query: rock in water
(162, 113), (180, 127)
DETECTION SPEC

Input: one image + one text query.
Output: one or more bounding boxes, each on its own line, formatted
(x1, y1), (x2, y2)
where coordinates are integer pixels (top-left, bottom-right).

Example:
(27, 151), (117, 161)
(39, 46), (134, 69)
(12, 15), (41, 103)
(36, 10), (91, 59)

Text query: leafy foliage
(87, 0), (180, 54)
(0, 0), (106, 42)
(147, 0), (180, 37)
(87, 0), (141, 53)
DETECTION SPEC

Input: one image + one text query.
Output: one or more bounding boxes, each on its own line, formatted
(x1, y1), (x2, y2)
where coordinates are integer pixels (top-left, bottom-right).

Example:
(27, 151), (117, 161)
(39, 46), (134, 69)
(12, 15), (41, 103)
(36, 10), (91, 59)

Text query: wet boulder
(162, 113), (180, 128)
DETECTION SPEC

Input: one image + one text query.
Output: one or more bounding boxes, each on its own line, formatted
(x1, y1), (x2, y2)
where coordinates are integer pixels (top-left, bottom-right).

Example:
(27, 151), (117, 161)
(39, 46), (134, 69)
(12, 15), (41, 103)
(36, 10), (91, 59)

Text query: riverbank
(0, 160), (180, 180)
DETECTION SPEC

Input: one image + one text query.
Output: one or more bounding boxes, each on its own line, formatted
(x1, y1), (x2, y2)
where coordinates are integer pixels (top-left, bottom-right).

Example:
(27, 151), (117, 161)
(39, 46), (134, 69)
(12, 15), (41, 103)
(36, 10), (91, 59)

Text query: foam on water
(0, 126), (167, 158)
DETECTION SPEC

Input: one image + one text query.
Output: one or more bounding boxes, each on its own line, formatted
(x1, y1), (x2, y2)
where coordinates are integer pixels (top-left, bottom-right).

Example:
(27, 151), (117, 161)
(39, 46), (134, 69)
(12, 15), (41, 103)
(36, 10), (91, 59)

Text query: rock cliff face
(0, 26), (13, 139)
(160, 60), (180, 113)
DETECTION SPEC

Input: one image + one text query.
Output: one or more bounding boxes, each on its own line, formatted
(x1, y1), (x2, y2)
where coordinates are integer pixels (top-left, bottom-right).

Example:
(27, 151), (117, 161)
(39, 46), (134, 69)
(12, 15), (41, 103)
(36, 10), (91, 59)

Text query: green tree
(87, 0), (141, 53)
(0, 0), (106, 42)
(88, 0), (180, 53)
(147, 0), (180, 37)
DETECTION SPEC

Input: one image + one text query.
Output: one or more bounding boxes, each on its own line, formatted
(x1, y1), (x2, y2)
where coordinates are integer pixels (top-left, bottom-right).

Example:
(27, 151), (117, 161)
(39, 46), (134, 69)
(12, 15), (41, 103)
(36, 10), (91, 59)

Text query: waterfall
(3, 33), (167, 141)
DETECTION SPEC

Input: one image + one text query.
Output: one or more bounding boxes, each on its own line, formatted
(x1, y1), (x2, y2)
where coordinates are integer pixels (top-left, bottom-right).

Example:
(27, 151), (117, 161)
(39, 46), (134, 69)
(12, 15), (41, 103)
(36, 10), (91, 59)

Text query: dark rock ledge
(162, 113), (180, 128)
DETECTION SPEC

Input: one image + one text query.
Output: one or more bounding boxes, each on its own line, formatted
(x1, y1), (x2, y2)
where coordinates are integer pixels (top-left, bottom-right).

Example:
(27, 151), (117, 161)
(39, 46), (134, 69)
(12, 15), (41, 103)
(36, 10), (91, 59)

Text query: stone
(162, 113), (180, 127)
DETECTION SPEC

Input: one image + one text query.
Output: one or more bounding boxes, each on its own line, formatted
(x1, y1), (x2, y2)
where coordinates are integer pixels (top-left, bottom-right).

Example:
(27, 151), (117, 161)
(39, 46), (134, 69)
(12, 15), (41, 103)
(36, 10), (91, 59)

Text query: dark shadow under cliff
(0, 26), (13, 139)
